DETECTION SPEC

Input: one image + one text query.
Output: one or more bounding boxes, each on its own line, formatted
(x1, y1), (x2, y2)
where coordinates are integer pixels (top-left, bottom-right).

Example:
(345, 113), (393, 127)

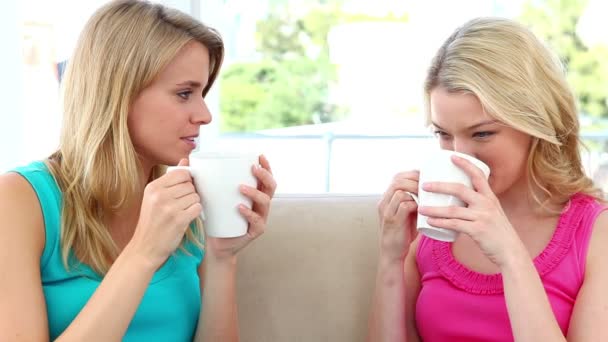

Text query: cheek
(480, 152), (528, 191)
(130, 102), (174, 135)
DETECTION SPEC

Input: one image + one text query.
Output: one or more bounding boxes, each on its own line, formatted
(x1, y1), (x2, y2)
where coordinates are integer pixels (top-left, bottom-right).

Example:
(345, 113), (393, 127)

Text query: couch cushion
(237, 194), (381, 341)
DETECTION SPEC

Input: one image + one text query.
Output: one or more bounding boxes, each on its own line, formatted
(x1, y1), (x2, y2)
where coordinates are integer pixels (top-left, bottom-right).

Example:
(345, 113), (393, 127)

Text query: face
(129, 41), (212, 168)
(429, 86), (532, 197)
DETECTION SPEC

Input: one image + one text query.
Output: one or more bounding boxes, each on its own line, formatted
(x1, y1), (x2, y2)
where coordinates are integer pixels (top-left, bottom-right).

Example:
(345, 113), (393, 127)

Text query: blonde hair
(47, 0), (224, 274)
(424, 17), (600, 208)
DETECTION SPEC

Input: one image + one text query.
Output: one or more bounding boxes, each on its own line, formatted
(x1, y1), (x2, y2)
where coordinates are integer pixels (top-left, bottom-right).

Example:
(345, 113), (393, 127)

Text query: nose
(452, 138), (477, 158)
(191, 97), (212, 125)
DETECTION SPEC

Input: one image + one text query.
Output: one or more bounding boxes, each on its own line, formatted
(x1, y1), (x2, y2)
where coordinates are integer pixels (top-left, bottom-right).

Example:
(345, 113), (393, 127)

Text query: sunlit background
(1, 0), (607, 194)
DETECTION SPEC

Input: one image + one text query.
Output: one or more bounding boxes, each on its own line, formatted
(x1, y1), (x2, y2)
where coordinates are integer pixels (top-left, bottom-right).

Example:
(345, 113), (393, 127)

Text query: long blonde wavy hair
(424, 17), (600, 209)
(47, 0), (224, 275)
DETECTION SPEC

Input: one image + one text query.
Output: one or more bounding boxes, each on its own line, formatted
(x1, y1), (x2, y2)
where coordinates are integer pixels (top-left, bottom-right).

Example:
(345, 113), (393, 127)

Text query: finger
(380, 173), (420, 209)
(238, 204), (265, 238)
(178, 158), (189, 167)
(389, 178), (419, 194)
(390, 171), (421, 190)
(240, 185), (271, 218)
(168, 182), (197, 199)
(162, 169), (193, 187)
(422, 181), (480, 205)
(252, 165), (277, 197)
(183, 202), (203, 223)
(418, 205), (475, 221)
(394, 200), (417, 225)
(174, 192), (201, 211)
(393, 170), (420, 180)
(386, 190), (413, 218)
(259, 154), (273, 175)
(451, 156), (492, 195)
(426, 217), (471, 235)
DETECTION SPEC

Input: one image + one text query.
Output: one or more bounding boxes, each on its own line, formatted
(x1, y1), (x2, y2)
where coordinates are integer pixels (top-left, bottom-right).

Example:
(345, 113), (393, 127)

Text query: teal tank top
(11, 161), (204, 341)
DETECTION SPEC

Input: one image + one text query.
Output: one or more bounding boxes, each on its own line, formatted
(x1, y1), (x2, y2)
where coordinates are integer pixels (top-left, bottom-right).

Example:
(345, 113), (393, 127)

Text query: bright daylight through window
(1, 0), (607, 194)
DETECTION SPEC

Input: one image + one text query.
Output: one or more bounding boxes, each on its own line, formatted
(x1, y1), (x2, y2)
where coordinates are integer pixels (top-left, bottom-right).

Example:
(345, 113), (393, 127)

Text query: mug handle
(405, 191), (419, 205)
(166, 166), (206, 220)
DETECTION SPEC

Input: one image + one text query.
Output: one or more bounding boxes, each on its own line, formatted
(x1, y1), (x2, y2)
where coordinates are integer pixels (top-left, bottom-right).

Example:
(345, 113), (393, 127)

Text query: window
(2, 0), (607, 194)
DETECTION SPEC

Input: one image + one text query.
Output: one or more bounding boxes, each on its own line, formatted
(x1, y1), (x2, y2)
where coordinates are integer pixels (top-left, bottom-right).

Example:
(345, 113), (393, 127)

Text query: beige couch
(236, 194), (381, 342)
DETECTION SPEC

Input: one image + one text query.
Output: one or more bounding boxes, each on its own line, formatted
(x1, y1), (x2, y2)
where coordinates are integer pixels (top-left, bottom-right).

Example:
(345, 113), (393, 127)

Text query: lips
(181, 135), (198, 149)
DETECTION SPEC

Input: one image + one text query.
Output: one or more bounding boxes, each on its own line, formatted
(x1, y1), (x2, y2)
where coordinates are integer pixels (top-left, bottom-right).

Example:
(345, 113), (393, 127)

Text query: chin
(164, 157), (185, 166)
(486, 177), (502, 196)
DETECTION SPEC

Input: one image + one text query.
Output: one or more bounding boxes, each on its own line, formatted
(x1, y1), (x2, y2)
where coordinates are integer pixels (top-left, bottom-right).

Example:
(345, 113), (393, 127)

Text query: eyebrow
(176, 80), (203, 88)
(432, 119), (499, 131)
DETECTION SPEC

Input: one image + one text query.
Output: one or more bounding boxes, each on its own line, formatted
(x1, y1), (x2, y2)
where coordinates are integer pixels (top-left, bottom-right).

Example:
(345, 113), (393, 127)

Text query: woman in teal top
(0, 1), (276, 341)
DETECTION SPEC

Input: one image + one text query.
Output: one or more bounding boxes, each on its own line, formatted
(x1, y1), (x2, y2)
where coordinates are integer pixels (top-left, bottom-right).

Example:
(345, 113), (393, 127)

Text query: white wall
(0, 2), (24, 172)
(0, 1), (221, 172)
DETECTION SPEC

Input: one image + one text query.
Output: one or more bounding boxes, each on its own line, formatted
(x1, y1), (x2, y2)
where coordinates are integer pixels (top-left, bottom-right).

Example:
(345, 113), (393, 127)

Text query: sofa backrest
(236, 194), (381, 341)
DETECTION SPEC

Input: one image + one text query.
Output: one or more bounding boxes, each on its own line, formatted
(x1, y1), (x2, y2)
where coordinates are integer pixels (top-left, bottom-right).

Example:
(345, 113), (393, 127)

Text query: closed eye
(472, 131), (495, 139)
(433, 130), (452, 140)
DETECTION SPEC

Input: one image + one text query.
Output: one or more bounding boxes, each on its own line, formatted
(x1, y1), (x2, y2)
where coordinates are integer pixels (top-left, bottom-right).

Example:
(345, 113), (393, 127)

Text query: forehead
(155, 41), (210, 85)
(429, 87), (493, 127)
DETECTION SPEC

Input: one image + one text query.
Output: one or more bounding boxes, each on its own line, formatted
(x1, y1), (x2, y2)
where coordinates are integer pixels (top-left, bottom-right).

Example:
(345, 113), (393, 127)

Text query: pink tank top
(415, 193), (605, 341)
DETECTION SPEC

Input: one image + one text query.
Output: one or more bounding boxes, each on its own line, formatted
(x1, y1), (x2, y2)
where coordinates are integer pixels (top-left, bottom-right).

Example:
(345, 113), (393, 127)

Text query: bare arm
(1, 163), (202, 341)
(194, 255), (239, 342)
(566, 211), (608, 341)
(0, 173), (154, 342)
(367, 237), (421, 342)
(194, 155), (276, 342)
(0, 173), (50, 341)
(58, 166), (202, 341)
(367, 172), (421, 342)
(502, 212), (608, 342)
(501, 245), (566, 342)
(55, 244), (157, 341)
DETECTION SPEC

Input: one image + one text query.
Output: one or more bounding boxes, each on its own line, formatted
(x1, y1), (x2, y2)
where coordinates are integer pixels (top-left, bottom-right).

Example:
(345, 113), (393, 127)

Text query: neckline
(71, 252), (177, 283)
(35, 160), (188, 284)
(431, 193), (590, 295)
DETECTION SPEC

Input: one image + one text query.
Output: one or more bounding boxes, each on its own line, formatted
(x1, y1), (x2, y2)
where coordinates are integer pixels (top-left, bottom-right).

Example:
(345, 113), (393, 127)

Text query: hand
(376, 171), (420, 263)
(417, 155), (524, 268)
(129, 158), (202, 269)
(204, 155), (277, 263)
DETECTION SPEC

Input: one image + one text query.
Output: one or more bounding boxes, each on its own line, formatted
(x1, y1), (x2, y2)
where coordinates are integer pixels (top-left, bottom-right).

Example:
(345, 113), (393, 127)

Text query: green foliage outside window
(219, 1), (408, 132)
(219, 0), (607, 133)
(519, 0), (608, 121)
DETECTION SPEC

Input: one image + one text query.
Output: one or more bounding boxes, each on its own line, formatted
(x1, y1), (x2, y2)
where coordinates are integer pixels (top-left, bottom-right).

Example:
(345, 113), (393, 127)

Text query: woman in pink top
(367, 17), (608, 341)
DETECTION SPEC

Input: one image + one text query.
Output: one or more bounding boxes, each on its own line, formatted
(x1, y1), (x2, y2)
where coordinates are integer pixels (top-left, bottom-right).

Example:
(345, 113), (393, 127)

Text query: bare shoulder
(0, 172), (49, 339)
(0, 172), (45, 252)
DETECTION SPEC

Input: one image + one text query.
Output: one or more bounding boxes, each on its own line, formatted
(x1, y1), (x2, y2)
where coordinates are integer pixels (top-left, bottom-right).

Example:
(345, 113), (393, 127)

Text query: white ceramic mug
(167, 152), (259, 238)
(407, 150), (490, 242)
